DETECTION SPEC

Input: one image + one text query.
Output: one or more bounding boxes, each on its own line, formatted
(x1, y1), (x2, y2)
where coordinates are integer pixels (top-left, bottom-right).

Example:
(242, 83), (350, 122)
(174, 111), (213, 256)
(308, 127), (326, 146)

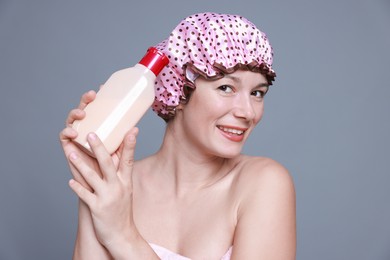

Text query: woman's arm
(73, 201), (113, 259)
(232, 158), (296, 260)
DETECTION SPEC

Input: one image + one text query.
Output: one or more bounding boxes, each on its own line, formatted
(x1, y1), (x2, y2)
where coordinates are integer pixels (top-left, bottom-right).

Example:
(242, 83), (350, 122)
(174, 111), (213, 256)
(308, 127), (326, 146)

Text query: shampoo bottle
(72, 47), (169, 157)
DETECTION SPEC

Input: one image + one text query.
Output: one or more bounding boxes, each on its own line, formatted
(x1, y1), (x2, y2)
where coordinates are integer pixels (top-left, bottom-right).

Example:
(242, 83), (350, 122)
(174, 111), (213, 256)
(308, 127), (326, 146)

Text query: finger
(59, 127), (78, 143)
(68, 163), (94, 192)
(78, 90), (96, 110)
(66, 109), (85, 127)
(69, 152), (103, 190)
(60, 126), (107, 186)
(69, 179), (95, 206)
(111, 151), (121, 170)
(118, 127), (139, 182)
(112, 141), (125, 168)
(87, 133), (117, 182)
(59, 127), (95, 191)
(60, 127), (93, 166)
(64, 90), (95, 127)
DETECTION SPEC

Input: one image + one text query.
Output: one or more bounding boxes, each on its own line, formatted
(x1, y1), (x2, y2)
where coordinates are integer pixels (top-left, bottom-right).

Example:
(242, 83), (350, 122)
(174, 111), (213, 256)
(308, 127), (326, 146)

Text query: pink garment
(152, 12), (276, 120)
(149, 243), (232, 260)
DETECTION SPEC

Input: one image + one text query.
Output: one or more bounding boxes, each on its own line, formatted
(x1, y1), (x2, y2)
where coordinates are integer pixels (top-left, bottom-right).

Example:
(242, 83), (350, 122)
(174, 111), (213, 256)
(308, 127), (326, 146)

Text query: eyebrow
(224, 74), (269, 88)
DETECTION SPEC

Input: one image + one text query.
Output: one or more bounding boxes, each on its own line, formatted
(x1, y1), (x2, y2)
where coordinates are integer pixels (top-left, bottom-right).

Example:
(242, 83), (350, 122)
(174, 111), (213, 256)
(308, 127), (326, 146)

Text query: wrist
(105, 232), (158, 260)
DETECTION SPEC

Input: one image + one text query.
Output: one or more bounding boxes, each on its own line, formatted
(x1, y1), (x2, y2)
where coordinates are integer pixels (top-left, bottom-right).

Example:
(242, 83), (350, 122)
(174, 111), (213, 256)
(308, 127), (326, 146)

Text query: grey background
(0, 0), (389, 259)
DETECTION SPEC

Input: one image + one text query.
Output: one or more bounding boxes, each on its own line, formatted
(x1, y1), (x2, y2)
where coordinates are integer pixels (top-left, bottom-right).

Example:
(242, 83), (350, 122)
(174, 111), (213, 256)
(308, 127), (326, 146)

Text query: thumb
(118, 127), (139, 183)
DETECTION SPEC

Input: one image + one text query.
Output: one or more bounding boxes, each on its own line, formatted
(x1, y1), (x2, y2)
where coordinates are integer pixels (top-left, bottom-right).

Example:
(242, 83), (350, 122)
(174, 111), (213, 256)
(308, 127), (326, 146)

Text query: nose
(232, 94), (257, 121)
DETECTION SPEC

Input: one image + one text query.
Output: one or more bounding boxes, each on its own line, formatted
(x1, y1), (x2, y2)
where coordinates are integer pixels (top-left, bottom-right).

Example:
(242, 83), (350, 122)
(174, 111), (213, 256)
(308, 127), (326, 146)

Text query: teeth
(218, 126), (244, 135)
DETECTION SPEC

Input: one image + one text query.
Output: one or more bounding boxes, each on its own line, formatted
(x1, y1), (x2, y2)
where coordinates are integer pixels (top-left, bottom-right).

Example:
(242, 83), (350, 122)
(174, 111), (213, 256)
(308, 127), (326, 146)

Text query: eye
(251, 90), (266, 98)
(218, 85), (234, 93)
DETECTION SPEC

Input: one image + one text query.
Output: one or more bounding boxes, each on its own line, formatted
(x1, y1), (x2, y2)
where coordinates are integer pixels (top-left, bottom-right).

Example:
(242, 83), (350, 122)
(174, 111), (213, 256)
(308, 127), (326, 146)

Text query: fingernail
(88, 133), (97, 141)
(70, 152), (78, 160)
(129, 134), (135, 141)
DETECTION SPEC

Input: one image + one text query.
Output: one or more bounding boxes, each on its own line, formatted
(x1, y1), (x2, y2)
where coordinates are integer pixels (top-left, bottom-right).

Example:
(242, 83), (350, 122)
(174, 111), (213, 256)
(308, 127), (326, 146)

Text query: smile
(217, 126), (245, 135)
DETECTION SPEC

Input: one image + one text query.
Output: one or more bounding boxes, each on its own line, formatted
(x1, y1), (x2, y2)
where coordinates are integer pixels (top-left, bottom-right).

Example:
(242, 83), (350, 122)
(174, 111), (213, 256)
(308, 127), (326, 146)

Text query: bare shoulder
(233, 155), (294, 195)
(235, 155), (296, 212)
(230, 155), (296, 259)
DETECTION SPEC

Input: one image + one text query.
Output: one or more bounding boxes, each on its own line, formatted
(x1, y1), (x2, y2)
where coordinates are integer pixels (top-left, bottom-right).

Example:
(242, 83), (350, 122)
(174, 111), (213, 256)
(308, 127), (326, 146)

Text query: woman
(60, 12), (296, 259)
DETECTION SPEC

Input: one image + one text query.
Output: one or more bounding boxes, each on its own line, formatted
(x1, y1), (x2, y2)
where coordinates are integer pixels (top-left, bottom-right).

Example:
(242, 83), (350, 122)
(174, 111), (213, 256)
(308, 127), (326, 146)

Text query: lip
(217, 125), (248, 142)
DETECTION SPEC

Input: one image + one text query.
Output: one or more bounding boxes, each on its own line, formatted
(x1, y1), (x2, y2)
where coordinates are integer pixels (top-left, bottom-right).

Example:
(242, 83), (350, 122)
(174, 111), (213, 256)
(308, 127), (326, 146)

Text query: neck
(152, 121), (232, 196)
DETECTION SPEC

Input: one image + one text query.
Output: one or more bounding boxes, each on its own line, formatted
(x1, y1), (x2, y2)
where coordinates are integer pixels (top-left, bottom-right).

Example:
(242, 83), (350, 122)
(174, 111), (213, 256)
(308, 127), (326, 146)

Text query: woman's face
(178, 69), (269, 158)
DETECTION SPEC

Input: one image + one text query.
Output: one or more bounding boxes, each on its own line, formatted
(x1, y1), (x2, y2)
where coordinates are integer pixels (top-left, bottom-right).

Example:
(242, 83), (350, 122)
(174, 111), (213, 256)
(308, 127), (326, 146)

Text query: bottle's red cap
(139, 47), (169, 76)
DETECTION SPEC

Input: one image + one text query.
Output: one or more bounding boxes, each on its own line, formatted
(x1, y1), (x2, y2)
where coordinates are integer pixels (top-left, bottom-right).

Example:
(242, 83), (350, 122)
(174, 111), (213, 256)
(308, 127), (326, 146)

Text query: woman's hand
(59, 89), (122, 189)
(60, 89), (118, 259)
(59, 90), (158, 259)
(67, 128), (140, 252)
(60, 90), (97, 190)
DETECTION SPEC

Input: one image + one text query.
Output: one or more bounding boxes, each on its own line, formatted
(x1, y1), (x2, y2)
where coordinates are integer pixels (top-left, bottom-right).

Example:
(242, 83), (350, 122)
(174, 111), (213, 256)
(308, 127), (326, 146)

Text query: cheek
(188, 94), (223, 117)
(254, 104), (265, 124)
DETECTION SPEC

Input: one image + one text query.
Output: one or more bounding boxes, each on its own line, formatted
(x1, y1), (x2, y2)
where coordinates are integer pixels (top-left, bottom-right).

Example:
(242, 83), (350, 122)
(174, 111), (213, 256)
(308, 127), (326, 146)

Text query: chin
(213, 145), (243, 159)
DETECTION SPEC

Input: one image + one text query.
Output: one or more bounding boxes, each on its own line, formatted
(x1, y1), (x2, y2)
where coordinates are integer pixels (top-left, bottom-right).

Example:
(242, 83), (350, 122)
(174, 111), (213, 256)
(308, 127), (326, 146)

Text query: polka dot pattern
(152, 12), (276, 120)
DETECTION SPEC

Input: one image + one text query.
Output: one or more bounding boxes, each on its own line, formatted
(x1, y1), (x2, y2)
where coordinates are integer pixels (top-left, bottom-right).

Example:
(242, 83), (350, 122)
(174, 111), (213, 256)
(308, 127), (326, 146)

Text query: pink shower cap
(152, 12), (276, 120)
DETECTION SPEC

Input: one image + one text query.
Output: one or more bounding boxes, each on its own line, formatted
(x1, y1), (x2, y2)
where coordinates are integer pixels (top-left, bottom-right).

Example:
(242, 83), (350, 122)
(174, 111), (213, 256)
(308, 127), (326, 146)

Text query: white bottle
(72, 47), (169, 157)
